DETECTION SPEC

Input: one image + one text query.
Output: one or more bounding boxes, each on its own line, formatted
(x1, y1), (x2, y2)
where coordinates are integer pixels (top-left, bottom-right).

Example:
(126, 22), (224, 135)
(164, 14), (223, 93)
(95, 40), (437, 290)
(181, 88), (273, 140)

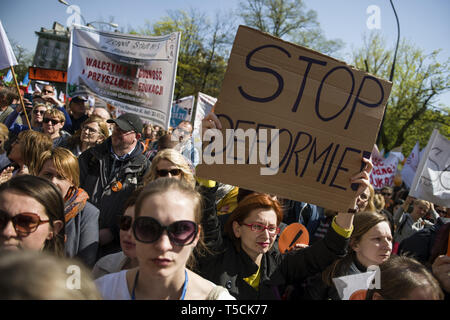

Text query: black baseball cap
(107, 113), (143, 133)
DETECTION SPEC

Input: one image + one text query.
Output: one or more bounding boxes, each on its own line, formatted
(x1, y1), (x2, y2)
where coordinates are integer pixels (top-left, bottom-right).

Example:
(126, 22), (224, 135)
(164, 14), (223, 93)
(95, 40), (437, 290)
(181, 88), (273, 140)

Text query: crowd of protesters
(0, 83), (448, 301)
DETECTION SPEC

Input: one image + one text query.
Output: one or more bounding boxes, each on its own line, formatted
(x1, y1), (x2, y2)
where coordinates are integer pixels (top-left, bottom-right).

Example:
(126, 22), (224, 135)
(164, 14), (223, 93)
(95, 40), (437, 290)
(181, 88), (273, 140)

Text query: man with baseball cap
(79, 112), (150, 259)
(67, 94), (89, 134)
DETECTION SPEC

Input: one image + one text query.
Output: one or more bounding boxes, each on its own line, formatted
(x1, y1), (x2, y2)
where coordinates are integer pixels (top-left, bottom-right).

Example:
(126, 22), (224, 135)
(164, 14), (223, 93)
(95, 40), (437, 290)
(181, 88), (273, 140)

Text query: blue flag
(22, 72), (29, 86)
(3, 69), (12, 82)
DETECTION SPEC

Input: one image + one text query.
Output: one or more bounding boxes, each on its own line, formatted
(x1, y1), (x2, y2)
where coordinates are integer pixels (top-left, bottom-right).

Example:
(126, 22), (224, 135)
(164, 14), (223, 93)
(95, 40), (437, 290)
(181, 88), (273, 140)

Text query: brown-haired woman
(0, 175), (65, 256)
(302, 211), (393, 300)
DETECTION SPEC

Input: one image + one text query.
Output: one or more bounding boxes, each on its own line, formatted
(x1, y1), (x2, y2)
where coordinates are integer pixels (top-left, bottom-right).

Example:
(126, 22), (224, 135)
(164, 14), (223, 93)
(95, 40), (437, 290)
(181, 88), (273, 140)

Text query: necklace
(131, 269), (188, 300)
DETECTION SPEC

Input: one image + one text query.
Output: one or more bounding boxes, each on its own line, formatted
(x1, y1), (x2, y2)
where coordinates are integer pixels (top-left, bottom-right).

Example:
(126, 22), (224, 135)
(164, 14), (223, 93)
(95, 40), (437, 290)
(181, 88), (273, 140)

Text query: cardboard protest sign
(410, 130), (450, 207)
(170, 95), (194, 128)
(196, 26), (392, 211)
(370, 145), (401, 190)
(67, 25), (180, 129)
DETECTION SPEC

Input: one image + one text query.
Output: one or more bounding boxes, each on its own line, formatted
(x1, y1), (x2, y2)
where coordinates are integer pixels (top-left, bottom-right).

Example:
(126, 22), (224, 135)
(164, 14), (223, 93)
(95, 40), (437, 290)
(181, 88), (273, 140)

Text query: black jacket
(78, 138), (150, 256)
(196, 186), (350, 300)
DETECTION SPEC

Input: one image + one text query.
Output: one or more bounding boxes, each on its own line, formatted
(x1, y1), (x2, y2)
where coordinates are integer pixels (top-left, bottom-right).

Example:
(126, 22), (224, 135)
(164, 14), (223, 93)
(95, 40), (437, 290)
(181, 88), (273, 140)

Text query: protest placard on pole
(409, 129), (450, 207)
(170, 95), (195, 128)
(196, 26), (392, 211)
(67, 25), (180, 130)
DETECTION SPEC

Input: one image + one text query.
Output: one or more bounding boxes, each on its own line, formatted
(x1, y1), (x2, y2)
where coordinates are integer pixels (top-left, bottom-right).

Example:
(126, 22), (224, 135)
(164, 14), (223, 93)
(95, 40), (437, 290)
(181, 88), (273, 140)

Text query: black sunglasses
(0, 210), (49, 237)
(132, 216), (198, 246)
(156, 169), (182, 177)
(118, 215), (132, 231)
(43, 118), (61, 124)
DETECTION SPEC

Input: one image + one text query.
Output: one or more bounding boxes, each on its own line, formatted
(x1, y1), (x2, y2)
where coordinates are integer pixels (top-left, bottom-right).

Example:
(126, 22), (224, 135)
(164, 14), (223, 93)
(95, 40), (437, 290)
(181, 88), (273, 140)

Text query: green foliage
(352, 32), (449, 156)
(130, 9), (232, 100)
(239, 0), (344, 56)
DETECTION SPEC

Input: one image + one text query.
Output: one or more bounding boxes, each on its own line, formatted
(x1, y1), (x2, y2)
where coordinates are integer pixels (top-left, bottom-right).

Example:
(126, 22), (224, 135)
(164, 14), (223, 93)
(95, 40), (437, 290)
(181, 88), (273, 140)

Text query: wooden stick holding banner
(10, 65), (32, 130)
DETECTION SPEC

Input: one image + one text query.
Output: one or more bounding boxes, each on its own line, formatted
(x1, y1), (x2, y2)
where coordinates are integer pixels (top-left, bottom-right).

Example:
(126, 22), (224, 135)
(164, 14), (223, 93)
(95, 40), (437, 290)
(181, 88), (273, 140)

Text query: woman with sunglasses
(41, 109), (72, 147)
(36, 147), (99, 267)
(95, 178), (235, 300)
(143, 148), (196, 189)
(194, 157), (373, 300)
(0, 175), (65, 256)
(63, 115), (110, 157)
(92, 188), (141, 279)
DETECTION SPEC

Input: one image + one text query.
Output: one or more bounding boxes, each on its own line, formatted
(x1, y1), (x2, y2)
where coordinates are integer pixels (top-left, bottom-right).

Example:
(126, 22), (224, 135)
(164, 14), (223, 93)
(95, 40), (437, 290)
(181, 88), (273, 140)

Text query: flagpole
(9, 65), (32, 130)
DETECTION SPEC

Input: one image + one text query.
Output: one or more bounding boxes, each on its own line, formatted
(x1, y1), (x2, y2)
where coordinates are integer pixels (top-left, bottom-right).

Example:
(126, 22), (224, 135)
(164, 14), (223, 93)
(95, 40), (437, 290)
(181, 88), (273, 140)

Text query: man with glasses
(78, 113), (150, 259)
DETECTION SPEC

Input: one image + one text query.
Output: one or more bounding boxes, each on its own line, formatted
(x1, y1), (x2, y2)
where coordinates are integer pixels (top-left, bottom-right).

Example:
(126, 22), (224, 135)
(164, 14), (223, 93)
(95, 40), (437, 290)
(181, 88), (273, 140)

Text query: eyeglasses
(43, 118), (61, 124)
(156, 169), (182, 177)
(132, 216), (198, 246)
(241, 222), (280, 235)
(118, 215), (132, 231)
(82, 126), (99, 134)
(33, 110), (45, 115)
(0, 210), (49, 237)
(381, 193), (392, 197)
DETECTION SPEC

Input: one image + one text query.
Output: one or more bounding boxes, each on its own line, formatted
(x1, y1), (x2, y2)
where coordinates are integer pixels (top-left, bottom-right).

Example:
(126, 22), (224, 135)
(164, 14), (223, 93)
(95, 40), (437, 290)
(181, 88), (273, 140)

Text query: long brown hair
(322, 211), (389, 286)
(0, 175), (65, 256)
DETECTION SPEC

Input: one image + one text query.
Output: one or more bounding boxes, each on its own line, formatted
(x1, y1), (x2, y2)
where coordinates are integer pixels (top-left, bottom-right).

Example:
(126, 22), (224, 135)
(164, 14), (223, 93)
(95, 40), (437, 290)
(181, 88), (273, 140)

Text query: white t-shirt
(95, 270), (235, 300)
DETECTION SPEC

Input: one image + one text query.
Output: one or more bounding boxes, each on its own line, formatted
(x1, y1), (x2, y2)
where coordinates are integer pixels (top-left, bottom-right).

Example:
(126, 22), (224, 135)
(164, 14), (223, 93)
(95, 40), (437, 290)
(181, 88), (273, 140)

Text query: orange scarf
(64, 187), (89, 223)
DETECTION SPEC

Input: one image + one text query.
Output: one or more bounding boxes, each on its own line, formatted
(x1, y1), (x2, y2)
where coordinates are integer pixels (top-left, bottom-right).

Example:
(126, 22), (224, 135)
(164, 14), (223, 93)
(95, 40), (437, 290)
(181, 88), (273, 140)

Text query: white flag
(332, 270), (377, 300)
(401, 141), (420, 189)
(0, 20), (18, 70)
(410, 130), (450, 207)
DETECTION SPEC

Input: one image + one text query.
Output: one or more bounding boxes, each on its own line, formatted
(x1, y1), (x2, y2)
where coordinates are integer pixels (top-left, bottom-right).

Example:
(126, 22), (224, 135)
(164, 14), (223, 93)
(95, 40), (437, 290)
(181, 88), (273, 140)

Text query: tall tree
(352, 33), (449, 155)
(131, 8), (233, 99)
(239, 0), (343, 55)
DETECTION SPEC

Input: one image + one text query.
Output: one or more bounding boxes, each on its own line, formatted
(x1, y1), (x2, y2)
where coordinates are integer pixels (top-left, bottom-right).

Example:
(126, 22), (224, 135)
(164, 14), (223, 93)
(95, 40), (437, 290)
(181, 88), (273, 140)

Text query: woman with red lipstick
(92, 188), (141, 279)
(95, 178), (235, 300)
(302, 211), (393, 300)
(196, 157), (373, 300)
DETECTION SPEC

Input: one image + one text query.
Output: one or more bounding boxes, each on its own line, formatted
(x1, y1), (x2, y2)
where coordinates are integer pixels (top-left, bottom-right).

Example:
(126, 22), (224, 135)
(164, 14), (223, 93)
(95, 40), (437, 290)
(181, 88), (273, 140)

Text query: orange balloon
(349, 289), (368, 300)
(278, 223), (309, 254)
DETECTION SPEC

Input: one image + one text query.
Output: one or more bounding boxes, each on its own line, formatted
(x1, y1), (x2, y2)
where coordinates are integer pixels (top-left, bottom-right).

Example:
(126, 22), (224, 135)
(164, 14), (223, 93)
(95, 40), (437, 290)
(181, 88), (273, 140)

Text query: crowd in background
(0, 83), (448, 301)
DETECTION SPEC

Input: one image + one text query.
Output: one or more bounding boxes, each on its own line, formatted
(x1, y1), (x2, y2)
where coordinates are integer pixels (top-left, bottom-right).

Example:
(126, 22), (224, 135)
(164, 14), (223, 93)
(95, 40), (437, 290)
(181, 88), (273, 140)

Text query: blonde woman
(95, 178), (234, 300)
(143, 148), (196, 189)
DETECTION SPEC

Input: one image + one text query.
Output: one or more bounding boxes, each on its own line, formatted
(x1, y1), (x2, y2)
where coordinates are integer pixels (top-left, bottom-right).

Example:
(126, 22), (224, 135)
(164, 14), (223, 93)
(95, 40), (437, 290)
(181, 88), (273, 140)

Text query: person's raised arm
(334, 157), (373, 230)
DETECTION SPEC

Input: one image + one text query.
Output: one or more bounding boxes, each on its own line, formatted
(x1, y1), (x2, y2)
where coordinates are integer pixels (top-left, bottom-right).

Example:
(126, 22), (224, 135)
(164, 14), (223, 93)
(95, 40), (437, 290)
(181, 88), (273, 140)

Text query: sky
(1, 0), (449, 108)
